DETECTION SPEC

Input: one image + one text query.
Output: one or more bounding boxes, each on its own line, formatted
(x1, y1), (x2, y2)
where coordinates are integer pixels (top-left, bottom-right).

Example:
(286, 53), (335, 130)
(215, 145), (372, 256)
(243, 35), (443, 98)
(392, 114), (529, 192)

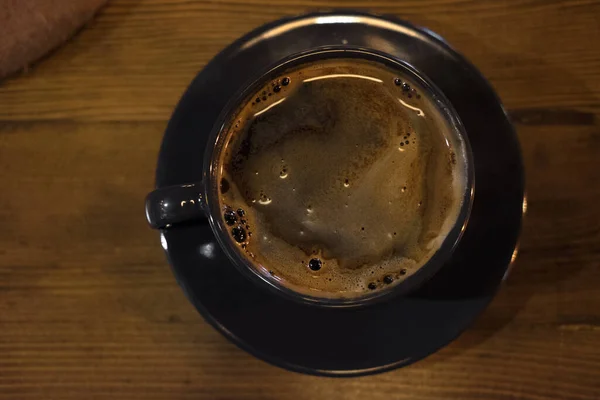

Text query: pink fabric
(0, 0), (107, 78)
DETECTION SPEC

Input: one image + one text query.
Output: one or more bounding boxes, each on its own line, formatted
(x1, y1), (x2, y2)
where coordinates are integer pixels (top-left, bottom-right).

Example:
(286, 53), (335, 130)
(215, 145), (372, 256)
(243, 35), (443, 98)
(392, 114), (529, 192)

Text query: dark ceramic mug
(145, 47), (475, 308)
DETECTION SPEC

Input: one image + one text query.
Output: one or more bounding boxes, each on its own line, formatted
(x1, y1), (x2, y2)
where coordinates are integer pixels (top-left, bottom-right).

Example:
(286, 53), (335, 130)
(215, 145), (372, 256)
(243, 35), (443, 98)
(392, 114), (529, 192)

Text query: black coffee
(216, 57), (467, 298)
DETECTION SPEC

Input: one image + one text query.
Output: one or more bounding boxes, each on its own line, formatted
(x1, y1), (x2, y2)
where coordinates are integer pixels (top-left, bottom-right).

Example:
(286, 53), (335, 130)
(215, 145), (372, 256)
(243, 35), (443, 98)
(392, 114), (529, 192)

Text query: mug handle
(145, 183), (207, 229)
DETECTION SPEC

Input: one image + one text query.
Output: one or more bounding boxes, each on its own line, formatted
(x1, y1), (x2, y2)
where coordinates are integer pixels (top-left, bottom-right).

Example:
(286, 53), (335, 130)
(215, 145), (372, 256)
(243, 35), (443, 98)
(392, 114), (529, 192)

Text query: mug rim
(202, 47), (475, 308)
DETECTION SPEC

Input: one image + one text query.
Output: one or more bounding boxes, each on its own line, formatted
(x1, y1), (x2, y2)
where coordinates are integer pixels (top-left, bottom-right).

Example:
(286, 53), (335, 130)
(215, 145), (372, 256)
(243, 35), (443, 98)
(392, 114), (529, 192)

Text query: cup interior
(202, 48), (475, 307)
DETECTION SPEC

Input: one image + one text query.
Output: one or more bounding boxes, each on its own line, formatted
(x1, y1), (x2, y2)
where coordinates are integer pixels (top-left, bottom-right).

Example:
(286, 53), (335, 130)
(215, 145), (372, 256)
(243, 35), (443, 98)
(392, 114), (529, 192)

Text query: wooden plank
(0, 0), (599, 121)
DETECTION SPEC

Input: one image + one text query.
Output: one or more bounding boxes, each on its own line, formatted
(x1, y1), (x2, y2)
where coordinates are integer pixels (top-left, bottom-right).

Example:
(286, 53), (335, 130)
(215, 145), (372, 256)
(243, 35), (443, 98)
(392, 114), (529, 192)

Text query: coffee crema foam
(216, 58), (468, 299)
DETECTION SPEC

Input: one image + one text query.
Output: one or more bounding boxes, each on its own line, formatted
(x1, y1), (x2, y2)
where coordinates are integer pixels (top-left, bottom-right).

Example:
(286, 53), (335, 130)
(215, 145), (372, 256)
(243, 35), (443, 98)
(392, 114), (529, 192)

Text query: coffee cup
(146, 48), (474, 307)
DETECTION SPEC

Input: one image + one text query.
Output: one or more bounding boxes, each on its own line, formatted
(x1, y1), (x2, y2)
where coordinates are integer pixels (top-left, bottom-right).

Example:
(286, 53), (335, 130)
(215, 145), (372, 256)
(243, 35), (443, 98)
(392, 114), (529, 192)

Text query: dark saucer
(154, 11), (524, 376)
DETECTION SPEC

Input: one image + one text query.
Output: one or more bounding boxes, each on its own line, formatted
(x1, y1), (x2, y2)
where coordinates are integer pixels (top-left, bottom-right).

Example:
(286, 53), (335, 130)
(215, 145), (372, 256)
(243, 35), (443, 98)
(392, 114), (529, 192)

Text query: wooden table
(1, 1), (599, 399)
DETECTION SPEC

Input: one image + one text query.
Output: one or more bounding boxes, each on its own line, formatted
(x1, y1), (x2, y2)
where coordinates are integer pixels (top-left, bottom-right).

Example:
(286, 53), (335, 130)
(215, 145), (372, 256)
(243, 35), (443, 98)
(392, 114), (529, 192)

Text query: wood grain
(1, 0), (599, 399)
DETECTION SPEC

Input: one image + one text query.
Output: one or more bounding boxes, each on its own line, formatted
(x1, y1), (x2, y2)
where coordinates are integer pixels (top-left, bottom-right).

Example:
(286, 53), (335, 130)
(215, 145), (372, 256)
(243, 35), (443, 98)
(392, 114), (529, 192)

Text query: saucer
(154, 11), (524, 376)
